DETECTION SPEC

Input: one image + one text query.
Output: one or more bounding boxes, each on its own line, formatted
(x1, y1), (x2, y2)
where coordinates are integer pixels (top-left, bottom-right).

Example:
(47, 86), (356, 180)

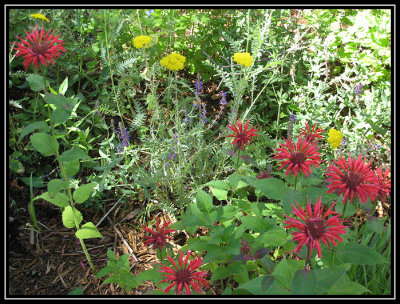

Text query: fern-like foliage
(130, 100), (147, 130)
(115, 57), (138, 76)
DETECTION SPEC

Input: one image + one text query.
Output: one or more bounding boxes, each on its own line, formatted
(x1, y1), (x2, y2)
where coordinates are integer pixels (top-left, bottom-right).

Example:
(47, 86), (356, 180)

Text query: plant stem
(305, 245), (311, 269)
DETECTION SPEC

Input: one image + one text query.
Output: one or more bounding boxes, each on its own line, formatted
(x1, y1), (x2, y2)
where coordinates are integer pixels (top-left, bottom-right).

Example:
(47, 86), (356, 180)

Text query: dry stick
(96, 197), (124, 228)
(106, 216), (138, 262)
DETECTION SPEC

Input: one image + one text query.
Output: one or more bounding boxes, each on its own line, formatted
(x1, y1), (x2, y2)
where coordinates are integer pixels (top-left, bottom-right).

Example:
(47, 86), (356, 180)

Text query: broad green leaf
(272, 257), (304, 289)
(243, 177), (288, 201)
(26, 74), (45, 91)
(48, 179), (69, 197)
(240, 215), (269, 232)
(291, 268), (317, 295)
(327, 272), (371, 295)
(205, 180), (230, 190)
(210, 266), (231, 282)
(211, 188), (228, 200)
(35, 191), (69, 208)
(313, 265), (347, 295)
(336, 241), (386, 265)
(58, 147), (91, 162)
(196, 189), (213, 213)
(255, 227), (288, 248)
(63, 159), (80, 177)
(62, 206), (82, 229)
(73, 183), (96, 204)
(51, 108), (72, 124)
(19, 121), (50, 143)
(282, 189), (304, 215)
(75, 222), (103, 239)
(30, 133), (59, 156)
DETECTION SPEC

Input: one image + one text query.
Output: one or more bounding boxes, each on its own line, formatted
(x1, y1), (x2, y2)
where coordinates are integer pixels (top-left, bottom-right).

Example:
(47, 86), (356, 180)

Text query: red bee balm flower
(274, 137), (321, 178)
(283, 197), (346, 258)
(325, 153), (379, 205)
(158, 250), (209, 295)
(299, 122), (325, 143)
(227, 120), (258, 151)
(143, 218), (176, 251)
(14, 26), (66, 71)
(374, 166), (391, 204)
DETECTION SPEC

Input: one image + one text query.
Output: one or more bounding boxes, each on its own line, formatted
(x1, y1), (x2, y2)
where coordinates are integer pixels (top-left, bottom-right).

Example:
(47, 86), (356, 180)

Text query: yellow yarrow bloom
(133, 35), (152, 49)
(327, 129), (343, 149)
(160, 53), (186, 71)
(233, 52), (253, 67)
(30, 13), (50, 22)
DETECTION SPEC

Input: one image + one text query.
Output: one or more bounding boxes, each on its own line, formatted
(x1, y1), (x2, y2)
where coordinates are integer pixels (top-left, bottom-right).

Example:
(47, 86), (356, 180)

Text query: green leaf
(63, 159), (80, 177)
(35, 191), (69, 208)
(205, 180), (230, 190)
(240, 215), (269, 232)
(62, 206), (82, 229)
(68, 287), (83, 295)
(48, 179), (69, 198)
(272, 257), (304, 289)
(282, 189), (303, 215)
(210, 188), (228, 200)
(58, 147), (91, 162)
(196, 189), (213, 213)
(210, 266), (231, 282)
(75, 222), (103, 239)
(19, 121), (50, 143)
(243, 177), (288, 201)
(336, 241), (386, 265)
(30, 133), (59, 156)
(26, 74), (45, 92)
(51, 108), (72, 124)
(313, 265), (348, 295)
(255, 227), (288, 248)
(59, 76), (68, 95)
(327, 272), (371, 295)
(73, 183), (96, 204)
(291, 268), (317, 295)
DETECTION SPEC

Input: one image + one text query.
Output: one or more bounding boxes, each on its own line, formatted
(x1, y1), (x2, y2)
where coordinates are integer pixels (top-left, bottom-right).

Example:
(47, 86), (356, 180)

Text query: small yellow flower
(133, 35), (152, 49)
(160, 53), (186, 71)
(233, 52), (253, 67)
(327, 129), (343, 149)
(30, 13), (50, 22)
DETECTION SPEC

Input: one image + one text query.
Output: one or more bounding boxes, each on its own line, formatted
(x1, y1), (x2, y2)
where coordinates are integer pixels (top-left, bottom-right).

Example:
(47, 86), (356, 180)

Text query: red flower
(227, 120), (258, 151)
(14, 25), (66, 71)
(298, 122), (324, 143)
(325, 153), (379, 205)
(143, 218), (176, 251)
(158, 249), (209, 295)
(283, 197), (346, 258)
(273, 137), (322, 178)
(374, 166), (391, 203)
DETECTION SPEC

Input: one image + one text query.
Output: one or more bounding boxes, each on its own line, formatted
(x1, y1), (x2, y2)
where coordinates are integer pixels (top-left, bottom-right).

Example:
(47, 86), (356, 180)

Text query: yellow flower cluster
(133, 35), (152, 49)
(160, 53), (186, 71)
(233, 52), (253, 67)
(30, 13), (50, 22)
(327, 129), (343, 149)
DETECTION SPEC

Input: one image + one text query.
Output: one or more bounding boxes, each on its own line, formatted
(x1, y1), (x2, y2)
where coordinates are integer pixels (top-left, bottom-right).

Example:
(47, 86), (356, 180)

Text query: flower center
(343, 171), (362, 188)
(306, 217), (324, 240)
(175, 268), (192, 284)
(291, 151), (307, 164)
(31, 43), (48, 55)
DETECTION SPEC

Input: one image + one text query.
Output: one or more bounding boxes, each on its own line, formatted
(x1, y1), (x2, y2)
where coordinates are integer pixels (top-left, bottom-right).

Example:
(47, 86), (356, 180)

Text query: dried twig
(106, 217), (138, 262)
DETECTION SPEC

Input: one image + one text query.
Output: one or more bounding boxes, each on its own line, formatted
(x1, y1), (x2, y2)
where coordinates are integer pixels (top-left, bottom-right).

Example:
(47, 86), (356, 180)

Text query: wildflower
(14, 25), (66, 71)
(227, 120), (259, 152)
(274, 137), (322, 178)
(29, 13), (50, 22)
(146, 9), (154, 17)
(287, 113), (296, 140)
(133, 35), (152, 49)
(143, 217), (175, 251)
(325, 153), (379, 205)
(373, 166), (391, 204)
(233, 52), (253, 67)
(116, 122), (130, 153)
(289, 113), (297, 122)
(219, 91), (227, 107)
(327, 129), (342, 150)
(228, 108), (236, 124)
(160, 52), (186, 71)
(195, 78), (203, 96)
(201, 102), (207, 124)
(283, 197), (346, 259)
(158, 249), (209, 295)
(355, 83), (364, 96)
(299, 122), (324, 143)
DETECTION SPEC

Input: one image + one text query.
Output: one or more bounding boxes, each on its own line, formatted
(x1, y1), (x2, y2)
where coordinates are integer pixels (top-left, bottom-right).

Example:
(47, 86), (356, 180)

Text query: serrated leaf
(48, 179), (69, 198)
(75, 222), (103, 239)
(196, 189), (213, 213)
(62, 206), (82, 229)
